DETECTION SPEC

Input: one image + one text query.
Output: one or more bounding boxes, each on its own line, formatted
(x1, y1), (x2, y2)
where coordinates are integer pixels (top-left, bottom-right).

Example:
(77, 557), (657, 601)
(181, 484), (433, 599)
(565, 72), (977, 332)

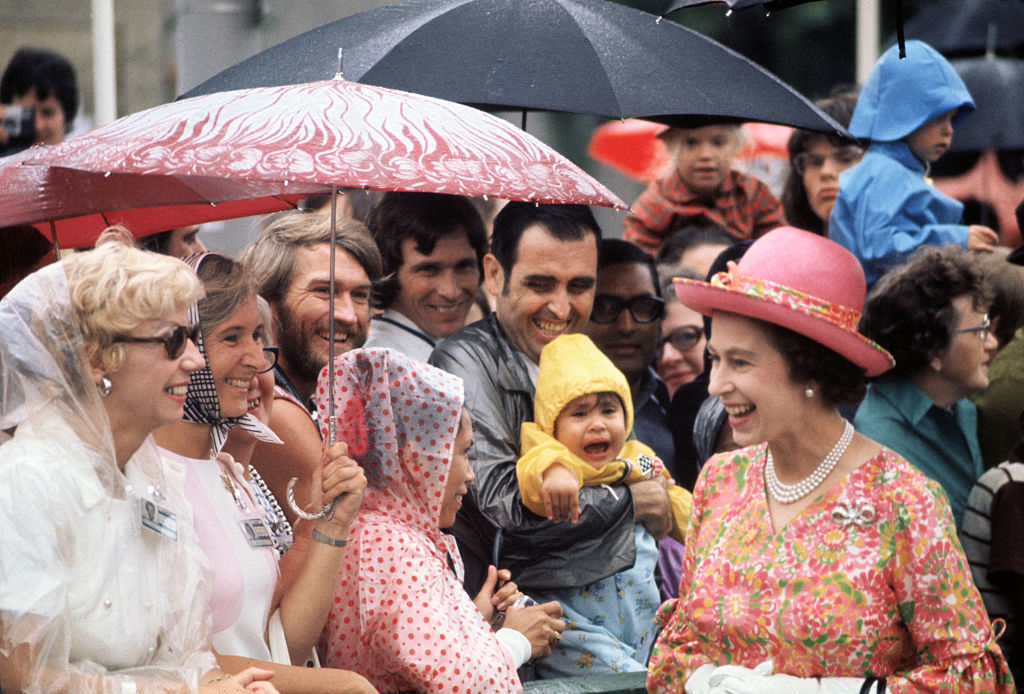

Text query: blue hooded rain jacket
(829, 40), (976, 288)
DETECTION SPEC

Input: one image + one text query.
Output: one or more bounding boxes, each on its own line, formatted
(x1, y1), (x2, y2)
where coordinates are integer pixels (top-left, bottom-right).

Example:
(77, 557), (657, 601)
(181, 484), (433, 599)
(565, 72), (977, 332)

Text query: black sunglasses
(115, 323), (201, 360)
(259, 346), (279, 374)
(657, 326), (703, 353)
(590, 294), (665, 324)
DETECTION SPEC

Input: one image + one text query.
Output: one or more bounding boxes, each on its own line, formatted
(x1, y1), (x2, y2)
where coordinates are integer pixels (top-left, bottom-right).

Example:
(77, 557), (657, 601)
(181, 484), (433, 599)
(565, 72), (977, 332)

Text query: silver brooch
(831, 499), (875, 528)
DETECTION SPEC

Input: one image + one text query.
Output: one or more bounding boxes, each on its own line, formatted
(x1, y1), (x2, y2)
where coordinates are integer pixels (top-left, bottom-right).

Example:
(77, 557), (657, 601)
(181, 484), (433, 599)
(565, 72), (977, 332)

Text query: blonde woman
(0, 241), (275, 693)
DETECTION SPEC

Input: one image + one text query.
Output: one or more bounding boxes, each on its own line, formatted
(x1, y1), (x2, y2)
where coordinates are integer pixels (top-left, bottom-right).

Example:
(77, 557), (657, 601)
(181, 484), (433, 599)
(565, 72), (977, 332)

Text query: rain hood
(532, 333), (634, 438)
(315, 348), (523, 693)
(850, 40), (975, 142)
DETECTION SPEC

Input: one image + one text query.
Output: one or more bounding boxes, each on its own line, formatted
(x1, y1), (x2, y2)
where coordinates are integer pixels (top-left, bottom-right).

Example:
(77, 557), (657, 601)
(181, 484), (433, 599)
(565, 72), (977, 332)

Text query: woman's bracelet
(311, 528), (349, 547)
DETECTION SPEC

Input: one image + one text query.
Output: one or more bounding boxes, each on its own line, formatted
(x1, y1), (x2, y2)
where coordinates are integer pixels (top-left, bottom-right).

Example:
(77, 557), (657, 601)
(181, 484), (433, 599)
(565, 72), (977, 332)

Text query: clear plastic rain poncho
(0, 261), (216, 693)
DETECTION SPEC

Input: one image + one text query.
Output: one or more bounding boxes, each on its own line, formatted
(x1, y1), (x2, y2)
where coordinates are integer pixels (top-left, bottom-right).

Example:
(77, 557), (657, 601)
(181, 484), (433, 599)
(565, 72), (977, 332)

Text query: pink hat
(674, 226), (894, 377)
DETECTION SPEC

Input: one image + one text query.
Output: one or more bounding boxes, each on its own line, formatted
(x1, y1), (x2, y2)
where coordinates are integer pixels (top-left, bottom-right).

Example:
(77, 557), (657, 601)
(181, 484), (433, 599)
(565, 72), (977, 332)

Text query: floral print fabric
(648, 445), (1013, 694)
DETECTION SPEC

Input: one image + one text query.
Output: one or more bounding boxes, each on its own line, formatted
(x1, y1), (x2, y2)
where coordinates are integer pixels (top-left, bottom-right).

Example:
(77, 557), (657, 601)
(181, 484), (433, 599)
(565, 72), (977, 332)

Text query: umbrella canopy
(901, 0), (1024, 58)
(179, 0), (845, 135)
(3, 78), (624, 248)
(663, 0), (823, 12)
(948, 54), (1024, 152)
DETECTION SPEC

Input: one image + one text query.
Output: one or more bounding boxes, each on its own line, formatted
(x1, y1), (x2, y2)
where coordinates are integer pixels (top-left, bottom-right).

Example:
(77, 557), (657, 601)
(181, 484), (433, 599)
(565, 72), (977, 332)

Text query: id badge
(140, 498), (178, 541)
(240, 518), (275, 548)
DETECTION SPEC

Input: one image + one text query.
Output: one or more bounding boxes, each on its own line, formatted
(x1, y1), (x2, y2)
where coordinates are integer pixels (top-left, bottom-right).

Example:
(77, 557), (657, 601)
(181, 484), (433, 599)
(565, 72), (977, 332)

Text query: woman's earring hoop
(97, 377), (113, 398)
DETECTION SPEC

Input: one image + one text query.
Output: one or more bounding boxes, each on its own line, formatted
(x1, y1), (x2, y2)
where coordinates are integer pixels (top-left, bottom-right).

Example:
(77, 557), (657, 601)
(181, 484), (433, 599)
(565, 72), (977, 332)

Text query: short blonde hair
(63, 239), (204, 372)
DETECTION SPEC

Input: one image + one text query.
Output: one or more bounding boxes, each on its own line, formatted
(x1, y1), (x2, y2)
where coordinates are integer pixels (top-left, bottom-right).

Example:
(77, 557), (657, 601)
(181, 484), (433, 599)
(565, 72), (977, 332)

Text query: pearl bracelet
(311, 529), (348, 547)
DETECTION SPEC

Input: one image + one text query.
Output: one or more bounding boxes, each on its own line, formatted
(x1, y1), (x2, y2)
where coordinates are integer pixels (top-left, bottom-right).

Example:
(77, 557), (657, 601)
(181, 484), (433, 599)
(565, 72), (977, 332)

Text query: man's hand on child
(967, 225), (998, 252)
(541, 464), (581, 523)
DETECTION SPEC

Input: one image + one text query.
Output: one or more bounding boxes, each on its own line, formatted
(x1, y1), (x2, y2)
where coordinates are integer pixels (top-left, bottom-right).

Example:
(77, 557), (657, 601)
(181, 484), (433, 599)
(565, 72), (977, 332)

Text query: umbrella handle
(285, 477), (339, 521)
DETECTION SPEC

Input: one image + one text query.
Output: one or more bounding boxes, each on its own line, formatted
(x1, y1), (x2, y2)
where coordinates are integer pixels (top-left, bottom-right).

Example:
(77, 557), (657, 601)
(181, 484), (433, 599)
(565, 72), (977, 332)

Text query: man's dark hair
(489, 202), (601, 285)
(365, 192), (487, 309)
(657, 225), (734, 266)
(598, 239), (660, 298)
(860, 245), (993, 377)
(1, 47), (79, 131)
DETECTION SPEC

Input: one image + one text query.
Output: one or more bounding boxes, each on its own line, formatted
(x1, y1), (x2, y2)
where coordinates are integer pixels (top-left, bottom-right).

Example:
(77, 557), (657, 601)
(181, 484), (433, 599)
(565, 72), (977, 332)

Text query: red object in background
(587, 119), (670, 182)
(2, 78), (625, 249)
(934, 152), (1024, 247)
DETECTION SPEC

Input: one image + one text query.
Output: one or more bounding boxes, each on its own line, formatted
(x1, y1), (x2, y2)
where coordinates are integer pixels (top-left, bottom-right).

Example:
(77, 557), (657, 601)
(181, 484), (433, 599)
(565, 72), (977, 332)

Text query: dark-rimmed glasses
(590, 294), (665, 324)
(259, 346), (279, 374)
(955, 314), (991, 342)
(793, 145), (864, 175)
(657, 326), (703, 353)
(115, 324), (201, 359)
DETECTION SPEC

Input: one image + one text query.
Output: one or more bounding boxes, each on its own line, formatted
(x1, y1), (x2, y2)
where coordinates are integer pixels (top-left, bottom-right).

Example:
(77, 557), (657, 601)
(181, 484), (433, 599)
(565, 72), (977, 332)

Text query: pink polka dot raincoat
(316, 348), (522, 693)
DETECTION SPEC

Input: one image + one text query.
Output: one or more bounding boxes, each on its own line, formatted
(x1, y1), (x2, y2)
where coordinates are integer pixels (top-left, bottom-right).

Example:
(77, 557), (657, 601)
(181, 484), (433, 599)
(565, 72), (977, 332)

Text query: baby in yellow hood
(517, 334), (691, 543)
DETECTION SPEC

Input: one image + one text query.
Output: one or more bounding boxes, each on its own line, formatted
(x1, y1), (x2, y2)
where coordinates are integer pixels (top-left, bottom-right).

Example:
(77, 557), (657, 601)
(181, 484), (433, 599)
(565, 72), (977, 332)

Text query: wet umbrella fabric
(901, 0), (1024, 58)
(2, 78), (624, 248)
(948, 55), (1024, 152)
(662, 0), (823, 13)
(179, 0), (845, 134)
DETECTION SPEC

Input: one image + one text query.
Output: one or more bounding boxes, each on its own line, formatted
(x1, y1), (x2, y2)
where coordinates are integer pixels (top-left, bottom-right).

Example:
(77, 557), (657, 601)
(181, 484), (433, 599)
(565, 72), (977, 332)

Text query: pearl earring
(804, 386), (814, 398)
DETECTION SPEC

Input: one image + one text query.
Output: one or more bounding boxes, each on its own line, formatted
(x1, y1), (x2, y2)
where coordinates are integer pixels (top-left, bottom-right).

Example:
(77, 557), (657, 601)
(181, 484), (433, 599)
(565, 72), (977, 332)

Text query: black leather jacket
(429, 314), (637, 594)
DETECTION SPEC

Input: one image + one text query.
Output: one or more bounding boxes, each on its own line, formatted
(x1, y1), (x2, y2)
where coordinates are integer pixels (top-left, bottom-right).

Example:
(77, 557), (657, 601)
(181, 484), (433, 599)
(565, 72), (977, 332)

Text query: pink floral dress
(648, 445), (1014, 694)
(315, 348), (521, 694)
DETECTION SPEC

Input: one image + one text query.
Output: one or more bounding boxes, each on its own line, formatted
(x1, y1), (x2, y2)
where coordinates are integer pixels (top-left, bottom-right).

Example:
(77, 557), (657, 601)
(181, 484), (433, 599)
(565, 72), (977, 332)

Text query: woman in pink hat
(647, 227), (1013, 694)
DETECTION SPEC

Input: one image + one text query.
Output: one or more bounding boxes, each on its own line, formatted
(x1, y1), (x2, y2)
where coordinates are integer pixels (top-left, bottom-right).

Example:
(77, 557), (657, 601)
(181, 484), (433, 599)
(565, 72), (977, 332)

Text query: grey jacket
(429, 314), (637, 594)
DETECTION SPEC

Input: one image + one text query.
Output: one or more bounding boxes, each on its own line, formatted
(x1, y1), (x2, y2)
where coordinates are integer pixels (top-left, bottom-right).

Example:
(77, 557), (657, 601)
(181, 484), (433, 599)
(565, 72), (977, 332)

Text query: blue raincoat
(829, 40), (976, 288)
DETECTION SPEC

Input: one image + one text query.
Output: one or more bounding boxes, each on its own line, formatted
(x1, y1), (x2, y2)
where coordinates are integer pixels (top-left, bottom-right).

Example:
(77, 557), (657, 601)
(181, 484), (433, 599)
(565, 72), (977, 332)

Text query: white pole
(856, 0), (880, 85)
(91, 0), (118, 126)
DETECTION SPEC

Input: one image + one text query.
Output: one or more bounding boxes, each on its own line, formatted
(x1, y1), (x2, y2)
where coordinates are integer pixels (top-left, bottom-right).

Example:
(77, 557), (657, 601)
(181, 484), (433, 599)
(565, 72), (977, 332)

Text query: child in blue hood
(829, 40), (998, 289)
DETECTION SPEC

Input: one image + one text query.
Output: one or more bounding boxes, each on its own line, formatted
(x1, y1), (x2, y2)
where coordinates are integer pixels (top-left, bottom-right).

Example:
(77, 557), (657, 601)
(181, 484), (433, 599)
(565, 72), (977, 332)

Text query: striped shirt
(961, 461), (1024, 678)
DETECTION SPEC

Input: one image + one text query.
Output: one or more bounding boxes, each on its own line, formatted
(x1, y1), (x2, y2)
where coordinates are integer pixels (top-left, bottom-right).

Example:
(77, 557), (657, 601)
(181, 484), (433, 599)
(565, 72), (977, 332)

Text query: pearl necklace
(765, 420), (854, 504)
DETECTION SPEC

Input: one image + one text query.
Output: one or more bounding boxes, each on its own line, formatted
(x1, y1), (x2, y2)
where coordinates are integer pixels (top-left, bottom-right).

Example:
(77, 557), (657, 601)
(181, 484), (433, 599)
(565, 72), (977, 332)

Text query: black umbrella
(900, 0), (1024, 58)
(664, 0), (908, 57)
(179, 0), (846, 135)
(663, 0), (824, 12)
(948, 54), (1024, 152)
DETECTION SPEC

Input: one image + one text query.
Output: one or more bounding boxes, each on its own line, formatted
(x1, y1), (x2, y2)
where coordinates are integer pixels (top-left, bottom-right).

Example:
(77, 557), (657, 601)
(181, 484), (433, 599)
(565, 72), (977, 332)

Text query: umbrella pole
(287, 186), (341, 522)
(328, 184), (337, 446)
(48, 221), (60, 257)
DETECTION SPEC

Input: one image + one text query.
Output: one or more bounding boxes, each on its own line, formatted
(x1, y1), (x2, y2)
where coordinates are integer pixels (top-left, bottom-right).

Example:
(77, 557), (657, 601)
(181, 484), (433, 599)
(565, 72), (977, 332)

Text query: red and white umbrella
(2, 76), (626, 518)
(3, 78), (625, 248)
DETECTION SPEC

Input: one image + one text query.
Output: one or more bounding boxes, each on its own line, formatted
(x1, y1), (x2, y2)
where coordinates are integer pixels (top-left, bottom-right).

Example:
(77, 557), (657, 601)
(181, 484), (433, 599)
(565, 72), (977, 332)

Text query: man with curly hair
(856, 245), (997, 529)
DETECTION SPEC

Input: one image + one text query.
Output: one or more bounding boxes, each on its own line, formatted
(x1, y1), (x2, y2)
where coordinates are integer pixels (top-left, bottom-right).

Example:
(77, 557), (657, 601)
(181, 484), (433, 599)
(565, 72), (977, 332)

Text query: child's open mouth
(583, 442), (610, 457)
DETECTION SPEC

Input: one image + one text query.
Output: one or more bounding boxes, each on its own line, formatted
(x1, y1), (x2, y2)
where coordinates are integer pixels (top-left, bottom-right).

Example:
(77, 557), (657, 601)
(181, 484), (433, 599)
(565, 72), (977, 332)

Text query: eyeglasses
(657, 326), (703, 353)
(590, 294), (665, 324)
(955, 314), (991, 342)
(258, 346), (279, 374)
(793, 145), (864, 175)
(115, 323), (201, 359)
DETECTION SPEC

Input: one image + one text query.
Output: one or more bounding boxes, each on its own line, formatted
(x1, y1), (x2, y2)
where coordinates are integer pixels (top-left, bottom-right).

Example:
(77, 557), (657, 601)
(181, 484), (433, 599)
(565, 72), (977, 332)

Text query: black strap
(860, 678), (887, 694)
(375, 315), (436, 348)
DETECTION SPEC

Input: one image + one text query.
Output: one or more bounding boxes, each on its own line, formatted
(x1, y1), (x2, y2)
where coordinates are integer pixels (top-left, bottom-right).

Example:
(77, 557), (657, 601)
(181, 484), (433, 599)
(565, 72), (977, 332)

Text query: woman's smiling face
(203, 296), (267, 419)
(706, 311), (808, 448)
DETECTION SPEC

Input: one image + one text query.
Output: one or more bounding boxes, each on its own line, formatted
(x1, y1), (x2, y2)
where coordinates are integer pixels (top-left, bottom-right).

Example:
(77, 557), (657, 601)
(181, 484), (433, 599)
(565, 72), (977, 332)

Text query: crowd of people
(1, 35), (1022, 694)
